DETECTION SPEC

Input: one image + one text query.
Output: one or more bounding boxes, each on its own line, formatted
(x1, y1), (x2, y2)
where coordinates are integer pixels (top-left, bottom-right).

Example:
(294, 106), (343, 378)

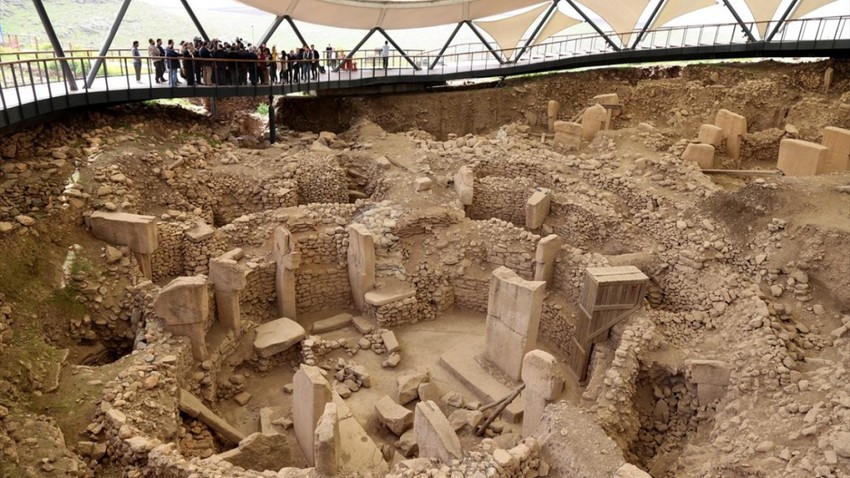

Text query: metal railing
(1, 15), (848, 124)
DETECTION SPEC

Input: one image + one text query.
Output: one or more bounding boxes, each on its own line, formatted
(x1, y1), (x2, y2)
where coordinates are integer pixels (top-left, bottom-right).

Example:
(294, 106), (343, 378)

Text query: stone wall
(539, 300), (577, 357)
(240, 260), (277, 323)
(295, 157), (348, 204)
(365, 295), (419, 327)
(218, 204), (357, 248)
(152, 220), (227, 283)
(0, 156), (72, 222)
(469, 176), (533, 226)
(470, 219), (538, 280)
(295, 266), (351, 314)
(471, 157), (554, 189)
(454, 276), (489, 312)
(546, 197), (619, 248)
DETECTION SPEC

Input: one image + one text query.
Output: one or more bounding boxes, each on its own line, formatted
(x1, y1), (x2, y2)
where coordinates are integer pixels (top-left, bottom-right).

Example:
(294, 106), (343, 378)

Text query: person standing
(156, 38), (167, 83)
(183, 42), (195, 86)
(381, 40), (389, 71)
(165, 40), (180, 86)
(131, 40), (142, 84)
(148, 39), (162, 83)
(198, 41), (212, 85)
(270, 46), (279, 84)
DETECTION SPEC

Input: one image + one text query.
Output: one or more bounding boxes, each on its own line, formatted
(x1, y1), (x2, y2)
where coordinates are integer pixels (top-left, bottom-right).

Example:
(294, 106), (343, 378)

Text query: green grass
(256, 102), (269, 116)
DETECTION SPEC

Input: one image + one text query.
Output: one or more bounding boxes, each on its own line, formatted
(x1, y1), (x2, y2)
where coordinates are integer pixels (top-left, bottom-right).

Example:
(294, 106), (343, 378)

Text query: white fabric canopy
(747, 0), (784, 38)
(236, 0), (548, 30)
(650, 0), (718, 29)
(474, 3), (549, 58)
(532, 10), (582, 45)
(790, 0), (842, 20)
(577, 0), (653, 46)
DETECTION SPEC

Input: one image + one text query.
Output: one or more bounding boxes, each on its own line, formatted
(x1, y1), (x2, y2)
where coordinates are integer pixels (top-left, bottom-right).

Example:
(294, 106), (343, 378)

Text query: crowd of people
(129, 37), (369, 87)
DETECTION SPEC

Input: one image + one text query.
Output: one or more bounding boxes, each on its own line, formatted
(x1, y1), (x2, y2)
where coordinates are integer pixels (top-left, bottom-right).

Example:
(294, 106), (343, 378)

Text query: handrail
(1, 14), (848, 125)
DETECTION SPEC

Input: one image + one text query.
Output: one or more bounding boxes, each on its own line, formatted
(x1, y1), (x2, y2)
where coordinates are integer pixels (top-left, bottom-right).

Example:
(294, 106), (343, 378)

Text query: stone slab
(822, 126), (850, 172)
(365, 279), (416, 307)
(332, 393), (389, 474)
(89, 211), (158, 253)
(682, 143), (715, 169)
(777, 138), (829, 176)
(439, 340), (524, 423)
(312, 313), (353, 334)
(414, 401), (462, 464)
(179, 389), (245, 445)
(254, 318), (306, 359)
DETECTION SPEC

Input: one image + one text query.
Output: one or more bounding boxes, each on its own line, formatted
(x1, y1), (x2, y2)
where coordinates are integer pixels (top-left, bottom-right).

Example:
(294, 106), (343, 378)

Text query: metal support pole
(180, 0), (210, 41)
(333, 28), (378, 72)
(514, 0), (559, 63)
(85, 0), (132, 88)
(31, 0), (78, 91)
(563, 0), (621, 51)
(767, 0), (801, 41)
(466, 21), (505, 64)
(268, 94), (276, 144)
(285, 16), (309, 47)
(210, 97), (217, 118)
(721, 0), (757, 42)
(259, 16), (285, 46)
(430, 22), (464, 70)
(376, 28), (420, 70)
(631, 0), (667, 49)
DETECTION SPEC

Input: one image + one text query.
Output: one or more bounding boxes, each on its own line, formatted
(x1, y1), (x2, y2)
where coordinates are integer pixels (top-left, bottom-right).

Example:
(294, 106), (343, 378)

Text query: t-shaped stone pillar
(453, 166), (474, 206)
(293, 365), (332, 466)
(525, 188), (552, 230)
(89, 211), (157, 279)
(153, 275), (210, 360)
(347, 224), (376, 311)
(314, 402), (340, 477)
(534, 234), (563, 287)
(485, 267), (546, 381)
(273, 227), (301, 321)
(209, 248), (248, 333)
(521, 350), (564, 437)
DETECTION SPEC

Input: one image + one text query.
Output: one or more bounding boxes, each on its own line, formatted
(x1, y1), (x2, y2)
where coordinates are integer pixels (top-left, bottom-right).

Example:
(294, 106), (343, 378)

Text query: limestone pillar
(347, 224), (376, 311)
(581, 104), (608, 141)
(89, 211), (157, 279)
(314, 402), (339, 477)
(521, 350), (564, 437)
(534, 234), (563, 286)
(293, 365), (332, 466)
(273, 227), (301, 320)
(547, 100), (560, 132)
(153, 275), (210, 360)
(822, 126), (850, 173)
(777, 139), (829, 176)
(453, 166), (474, 206)
(714, 109), (747, 164)
(414, 400), (462, 464)
(553, 121), (582, 150)
(525, 188), (552, 230)
(682, 143), (715, 169)
(209, 248), (247, 333)
(485, 267), (546, 381)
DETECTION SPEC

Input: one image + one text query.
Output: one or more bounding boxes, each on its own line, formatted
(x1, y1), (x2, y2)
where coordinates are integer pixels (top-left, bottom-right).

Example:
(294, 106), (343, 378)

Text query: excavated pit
(0, 59), (849, 478)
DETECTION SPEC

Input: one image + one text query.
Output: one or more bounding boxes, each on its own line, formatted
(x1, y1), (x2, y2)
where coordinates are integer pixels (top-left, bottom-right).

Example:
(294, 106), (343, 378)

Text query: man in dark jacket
(165, 40), (181, 86)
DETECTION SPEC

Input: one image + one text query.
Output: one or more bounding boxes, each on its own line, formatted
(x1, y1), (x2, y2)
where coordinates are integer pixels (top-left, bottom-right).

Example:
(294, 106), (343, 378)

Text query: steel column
(268, 94), (276, 144)
(180, 0), (209, 41)
(514, 0), (560, 63)
(31, 0), (78, 91)
(466, 21), (506, 64)
(333, 28), (378, 72)
(285, 16), (309, 47)
(563, 0), (621, 51)
(376, 28), (420, 70)
(767, 0), (801, 41)
(84, 0), (132, 88)
(721, 0), (757, 42)
(631, 0), (667, 49)
(430, 22), (464, 70)
(259, 16), (285, 46)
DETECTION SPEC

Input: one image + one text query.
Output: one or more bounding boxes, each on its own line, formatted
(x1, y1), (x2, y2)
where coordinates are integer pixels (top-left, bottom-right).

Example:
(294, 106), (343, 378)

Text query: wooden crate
(576, 266), (648, 342)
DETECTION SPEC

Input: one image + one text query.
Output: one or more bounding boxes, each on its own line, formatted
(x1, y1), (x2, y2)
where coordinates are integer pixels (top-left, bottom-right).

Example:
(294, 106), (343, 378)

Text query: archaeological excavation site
(0, 59), (848, 478)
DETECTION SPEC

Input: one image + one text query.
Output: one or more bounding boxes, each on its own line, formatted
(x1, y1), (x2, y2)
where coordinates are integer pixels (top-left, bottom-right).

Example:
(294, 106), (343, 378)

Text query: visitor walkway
(2, 15), (849, 132)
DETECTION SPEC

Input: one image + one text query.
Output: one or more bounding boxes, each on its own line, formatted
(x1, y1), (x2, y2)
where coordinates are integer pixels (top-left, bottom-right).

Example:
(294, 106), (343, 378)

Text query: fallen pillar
(178, 388), (245, 445)
(414, 400), (462, 464)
